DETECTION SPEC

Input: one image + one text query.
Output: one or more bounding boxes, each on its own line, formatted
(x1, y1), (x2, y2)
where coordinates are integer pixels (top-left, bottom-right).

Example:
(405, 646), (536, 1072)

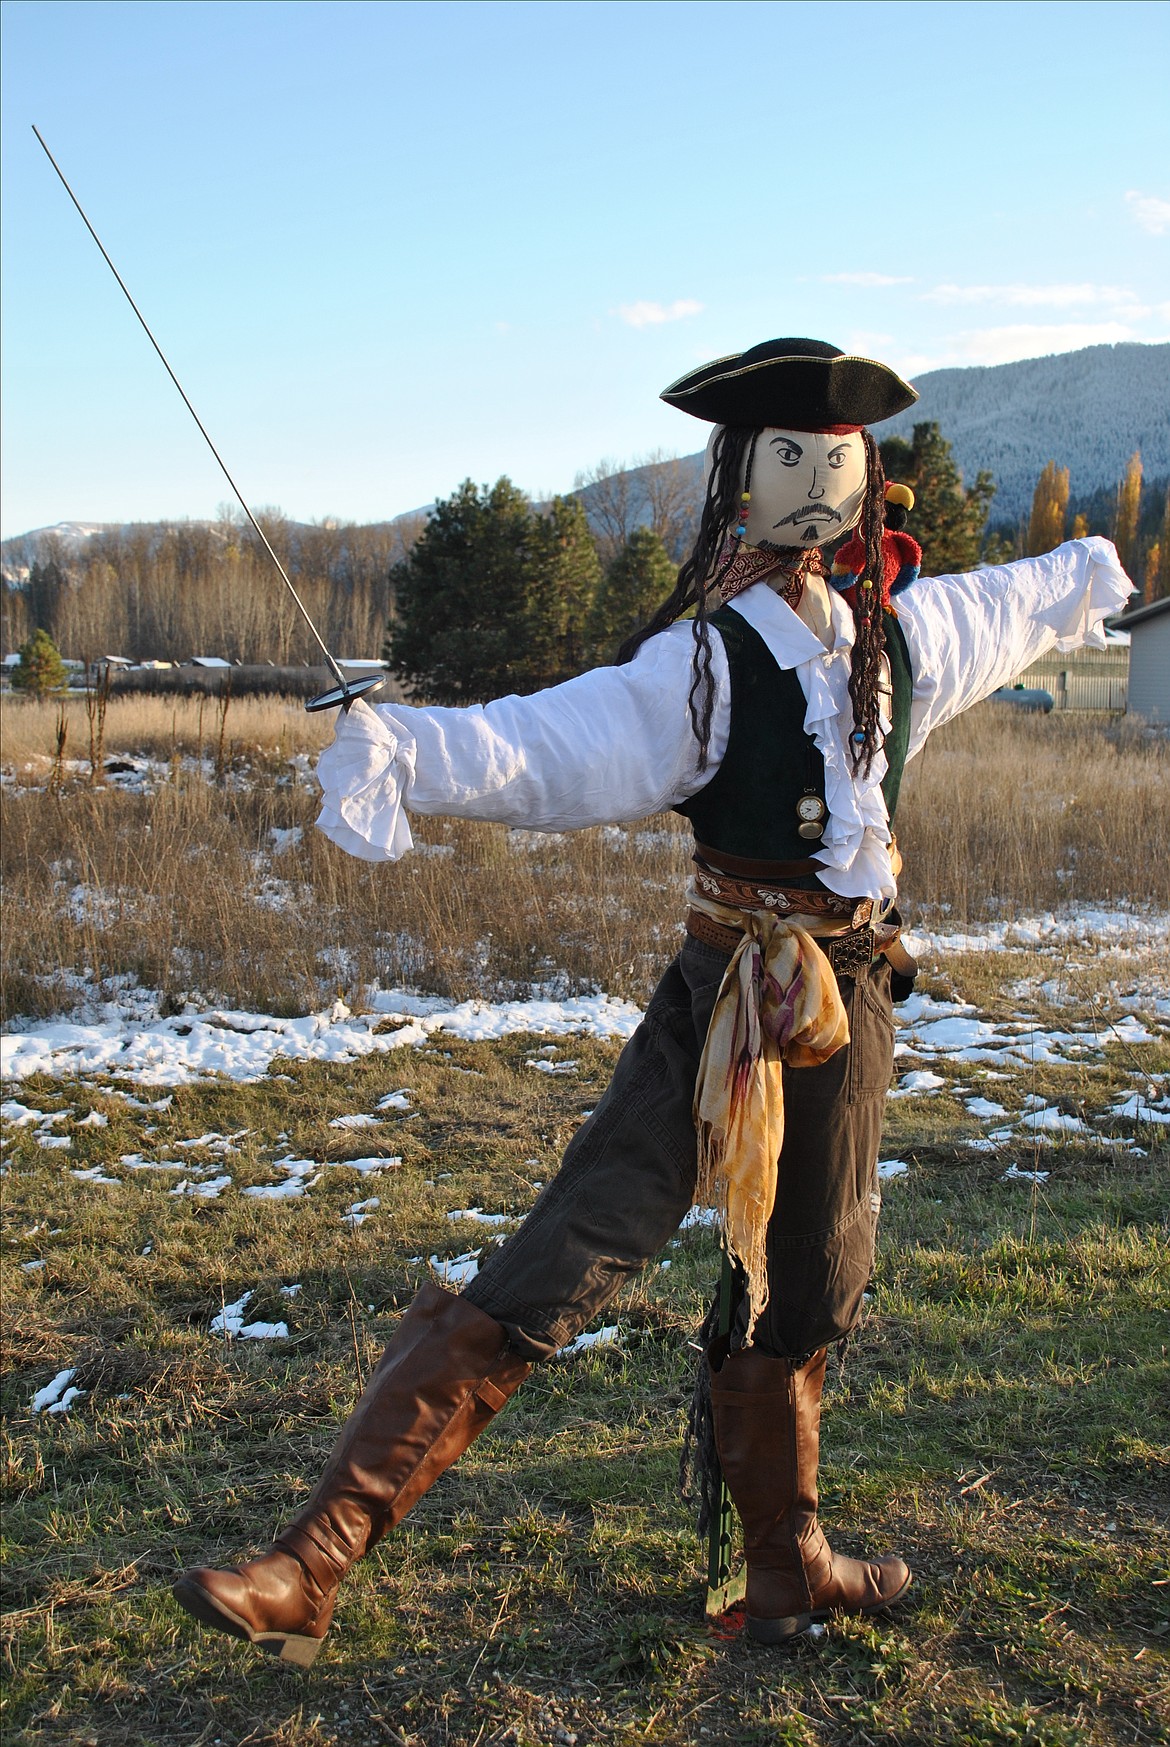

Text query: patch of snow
(329, 1113), (382, 1130)
(376, 1090), (413, 1112)
(1002, 1165), (1049, 1184)
(209, 1290), (288, 1339)
(21, 1258), (47, 1272)
(342, 1196), (380, 1226)
(170, 1174), (233, 1199)
(1019, 1108), (1087, 1134)
(446, 1208), (512, 1226)
(430, 1251), (480, 1287)
(888, 1070), (947, 1098)
(679, 1206), (719, 1230)
(69, 1164), (117, 1184)
(565, 1325), (620, 1353)
(31, 1367), (85, 1414)
(2, 989), (641, 1086)
(965, 1097), (1008, 1119)
(877, 1159), (910, 1179)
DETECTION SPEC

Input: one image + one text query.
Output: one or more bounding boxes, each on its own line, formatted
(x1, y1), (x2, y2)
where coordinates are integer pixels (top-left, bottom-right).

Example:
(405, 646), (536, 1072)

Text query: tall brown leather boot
(173, 1282), (530, 1666)
(709, 1343), (911, 1644)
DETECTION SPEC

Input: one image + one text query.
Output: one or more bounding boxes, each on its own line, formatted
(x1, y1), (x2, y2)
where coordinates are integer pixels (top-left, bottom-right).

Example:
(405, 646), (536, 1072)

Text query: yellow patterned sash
(689, 888), (851, 1340)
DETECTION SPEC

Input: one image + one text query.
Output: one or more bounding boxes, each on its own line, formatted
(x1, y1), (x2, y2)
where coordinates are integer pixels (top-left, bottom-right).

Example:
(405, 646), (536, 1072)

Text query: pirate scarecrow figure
(175, 339), (1132, 1664)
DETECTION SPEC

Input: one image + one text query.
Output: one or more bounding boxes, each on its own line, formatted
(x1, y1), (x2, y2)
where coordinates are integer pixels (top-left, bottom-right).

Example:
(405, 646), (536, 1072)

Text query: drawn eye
(828, 446), (849, 469)
(770, 438), (803, 467)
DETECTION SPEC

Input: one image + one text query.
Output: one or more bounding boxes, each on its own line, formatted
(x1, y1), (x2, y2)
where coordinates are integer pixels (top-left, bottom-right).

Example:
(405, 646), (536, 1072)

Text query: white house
(1111, 598), (1170, 725)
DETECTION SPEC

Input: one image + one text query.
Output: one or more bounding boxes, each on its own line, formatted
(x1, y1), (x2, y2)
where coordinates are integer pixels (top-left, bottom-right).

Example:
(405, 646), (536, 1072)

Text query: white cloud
(821, 272), (913, 287)
(616, 299), (704, 329)
(953, 322), (1136, 366)
(885, 322), (1143, 377)
(1125, 191), (1170, 236)
(921, 282), (1139, 309)
(846, 330), (895, 354)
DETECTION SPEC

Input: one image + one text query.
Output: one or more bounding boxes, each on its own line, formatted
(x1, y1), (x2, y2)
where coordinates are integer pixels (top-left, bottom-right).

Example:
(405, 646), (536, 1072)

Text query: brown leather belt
(685, 908), (902, 978)
(693, 842), (822, 880)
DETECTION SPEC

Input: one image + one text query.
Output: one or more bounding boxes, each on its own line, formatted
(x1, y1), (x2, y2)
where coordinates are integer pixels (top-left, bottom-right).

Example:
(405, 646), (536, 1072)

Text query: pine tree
(385, 479), (601, 703)
(11, 627), (69, 698)
(877, 423), (996, 576)
(524, 495), (603, 689)
(1113, 451), (1143, 575)
(589, 528), (678, 663)
(1025, 461), (1070, 556)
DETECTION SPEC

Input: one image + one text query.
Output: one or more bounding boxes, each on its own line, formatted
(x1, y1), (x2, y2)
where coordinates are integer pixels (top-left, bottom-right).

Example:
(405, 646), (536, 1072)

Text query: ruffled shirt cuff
(315, 698), (417, 862)
(1044, 536), (1133, 649)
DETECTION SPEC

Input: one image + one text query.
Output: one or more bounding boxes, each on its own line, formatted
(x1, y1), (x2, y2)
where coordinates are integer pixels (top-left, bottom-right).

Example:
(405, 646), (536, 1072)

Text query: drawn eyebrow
(769, 435), (803, 456)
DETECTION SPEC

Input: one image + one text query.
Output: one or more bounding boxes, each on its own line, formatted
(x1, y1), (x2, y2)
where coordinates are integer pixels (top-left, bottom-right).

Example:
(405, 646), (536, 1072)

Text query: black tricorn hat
(660, 337), (917, 430)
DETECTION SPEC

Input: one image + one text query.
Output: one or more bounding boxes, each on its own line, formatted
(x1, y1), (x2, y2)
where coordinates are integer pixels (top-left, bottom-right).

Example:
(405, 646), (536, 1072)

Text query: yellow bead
(861, 577), (874, 590)
(885, 482), (915, 511)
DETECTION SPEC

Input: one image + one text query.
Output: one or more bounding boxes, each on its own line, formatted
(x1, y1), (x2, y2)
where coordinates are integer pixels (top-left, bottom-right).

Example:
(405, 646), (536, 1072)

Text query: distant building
(1110, 598), (1170, 725)
(1012, 632), (1130, 711)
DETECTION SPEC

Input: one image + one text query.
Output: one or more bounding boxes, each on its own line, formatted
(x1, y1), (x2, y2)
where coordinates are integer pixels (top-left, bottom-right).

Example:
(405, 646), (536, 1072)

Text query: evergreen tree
(1025, 461), (1070, 556)
(385, 479), (601, 703)
(524, 495), (603, 689)
(590, 528), (678, 663)
(11, 627), (69, 698)
(878, 423), (996, 575)
(24, 559), (66, 642)
(1114, 451), (1143, 575)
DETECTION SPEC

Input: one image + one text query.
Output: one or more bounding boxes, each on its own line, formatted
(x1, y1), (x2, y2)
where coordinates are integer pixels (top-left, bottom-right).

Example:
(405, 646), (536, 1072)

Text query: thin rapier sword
(31, 124), (383, 714)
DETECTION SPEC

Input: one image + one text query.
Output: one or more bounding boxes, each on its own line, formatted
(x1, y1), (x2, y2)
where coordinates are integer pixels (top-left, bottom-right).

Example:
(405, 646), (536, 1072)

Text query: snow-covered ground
(3, 904), (1164, 1089)
(4, 903), (1166, 1392)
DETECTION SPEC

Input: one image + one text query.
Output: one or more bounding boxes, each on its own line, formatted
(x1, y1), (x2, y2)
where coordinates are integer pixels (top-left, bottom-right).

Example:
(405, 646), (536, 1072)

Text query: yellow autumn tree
(1025, 461), (1070, 556)
(1113, 451), (1143, 574)
(1144, 541), (1161, 604)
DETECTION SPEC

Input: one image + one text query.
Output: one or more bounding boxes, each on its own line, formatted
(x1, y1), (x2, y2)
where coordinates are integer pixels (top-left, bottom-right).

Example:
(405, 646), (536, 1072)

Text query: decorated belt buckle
(830, 929), (875, 977)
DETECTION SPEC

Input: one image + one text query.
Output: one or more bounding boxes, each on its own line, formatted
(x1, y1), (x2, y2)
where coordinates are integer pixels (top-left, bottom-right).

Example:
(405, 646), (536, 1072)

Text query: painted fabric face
(744, 428), (867, 550)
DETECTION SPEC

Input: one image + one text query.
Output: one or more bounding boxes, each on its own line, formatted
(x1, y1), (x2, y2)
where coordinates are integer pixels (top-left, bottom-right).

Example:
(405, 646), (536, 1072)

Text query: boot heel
(746, 1611), (811, 1644)
(259, 1632), (325, 1668)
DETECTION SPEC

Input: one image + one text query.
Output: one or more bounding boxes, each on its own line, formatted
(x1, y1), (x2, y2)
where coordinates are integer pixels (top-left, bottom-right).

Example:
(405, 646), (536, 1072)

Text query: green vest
(676, 604), (912, 877)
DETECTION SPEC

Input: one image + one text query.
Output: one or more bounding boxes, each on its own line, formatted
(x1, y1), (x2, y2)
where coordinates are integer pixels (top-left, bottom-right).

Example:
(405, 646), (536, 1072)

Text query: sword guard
(305, 674), (386, 714)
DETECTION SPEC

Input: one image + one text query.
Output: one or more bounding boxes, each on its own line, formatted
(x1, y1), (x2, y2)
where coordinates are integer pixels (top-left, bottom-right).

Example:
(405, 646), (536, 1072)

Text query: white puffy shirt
(315, 536), (1132, 903)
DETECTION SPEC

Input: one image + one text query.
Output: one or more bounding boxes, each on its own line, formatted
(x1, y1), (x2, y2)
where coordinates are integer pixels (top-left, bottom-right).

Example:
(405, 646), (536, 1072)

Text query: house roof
(1109, 596), (1170, 631)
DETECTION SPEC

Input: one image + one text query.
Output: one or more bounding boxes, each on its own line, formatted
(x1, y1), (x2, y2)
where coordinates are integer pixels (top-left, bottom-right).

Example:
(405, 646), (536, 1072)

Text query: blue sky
(2, 0), (1167, 538)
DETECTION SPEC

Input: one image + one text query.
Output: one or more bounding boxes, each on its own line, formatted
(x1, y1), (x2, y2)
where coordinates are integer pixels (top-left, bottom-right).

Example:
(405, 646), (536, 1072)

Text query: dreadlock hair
(846, 428), (889, 778)
(616, 425), (758, 770)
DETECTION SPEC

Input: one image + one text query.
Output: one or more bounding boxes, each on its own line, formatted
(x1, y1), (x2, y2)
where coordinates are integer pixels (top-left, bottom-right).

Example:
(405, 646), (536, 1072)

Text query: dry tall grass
(2, 692), (1167, 1022)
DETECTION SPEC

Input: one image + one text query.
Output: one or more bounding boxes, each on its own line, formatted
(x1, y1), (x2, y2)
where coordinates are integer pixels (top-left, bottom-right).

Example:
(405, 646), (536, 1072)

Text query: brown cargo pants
(463, 934), (896, 1362)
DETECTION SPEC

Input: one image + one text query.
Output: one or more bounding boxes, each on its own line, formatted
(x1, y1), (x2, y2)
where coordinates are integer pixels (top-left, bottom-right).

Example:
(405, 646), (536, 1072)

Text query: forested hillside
(880, 342), (1170, 527)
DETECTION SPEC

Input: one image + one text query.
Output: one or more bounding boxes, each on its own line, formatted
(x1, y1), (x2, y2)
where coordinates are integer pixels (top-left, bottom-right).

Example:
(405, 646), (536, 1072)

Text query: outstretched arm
(894, 536), (1133, 759)
(315, 622), (730, 862)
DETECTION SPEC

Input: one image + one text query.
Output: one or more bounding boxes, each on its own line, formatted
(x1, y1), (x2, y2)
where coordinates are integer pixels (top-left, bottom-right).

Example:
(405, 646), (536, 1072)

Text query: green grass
(2, 973), (1167, 1747)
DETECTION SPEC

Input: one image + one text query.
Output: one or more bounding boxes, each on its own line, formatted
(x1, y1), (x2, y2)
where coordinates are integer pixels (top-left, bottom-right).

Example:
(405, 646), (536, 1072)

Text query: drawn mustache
(773, 504), (844, 528)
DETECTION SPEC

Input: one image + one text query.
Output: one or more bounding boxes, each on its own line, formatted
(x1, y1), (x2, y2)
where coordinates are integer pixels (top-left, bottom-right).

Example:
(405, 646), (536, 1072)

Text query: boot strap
(275, 1522), (350, 1595)
(475, 1377), (510, 1412)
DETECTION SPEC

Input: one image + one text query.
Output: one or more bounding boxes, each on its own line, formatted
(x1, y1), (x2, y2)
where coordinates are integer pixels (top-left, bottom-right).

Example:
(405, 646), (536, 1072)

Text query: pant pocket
(848, 962), (897, 1104)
